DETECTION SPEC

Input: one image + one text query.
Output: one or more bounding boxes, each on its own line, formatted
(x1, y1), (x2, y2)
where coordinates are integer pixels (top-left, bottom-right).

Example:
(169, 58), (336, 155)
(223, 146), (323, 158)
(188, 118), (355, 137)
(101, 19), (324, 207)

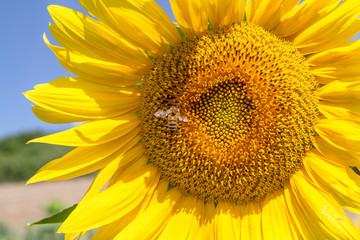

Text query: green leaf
(167, 182), (178, 191)
(146, 158), (153, 165)
(29, 204), (78, 226)
(143, 50), (156, 62)
(174, 22), (186, 41)
(165, 43), (171, 50)
(351, 166), (360, 176)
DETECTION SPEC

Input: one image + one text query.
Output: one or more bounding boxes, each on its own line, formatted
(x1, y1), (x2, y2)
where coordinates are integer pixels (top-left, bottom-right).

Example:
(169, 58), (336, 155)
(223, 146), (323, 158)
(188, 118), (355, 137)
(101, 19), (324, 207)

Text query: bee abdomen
(169, 124), (177, 131)
(168, 119), (177, 132)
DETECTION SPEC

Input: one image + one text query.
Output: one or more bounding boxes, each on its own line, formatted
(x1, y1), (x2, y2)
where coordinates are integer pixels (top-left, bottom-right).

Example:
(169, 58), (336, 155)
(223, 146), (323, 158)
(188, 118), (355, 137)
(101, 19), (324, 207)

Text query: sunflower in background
(24, 0), (360, 239)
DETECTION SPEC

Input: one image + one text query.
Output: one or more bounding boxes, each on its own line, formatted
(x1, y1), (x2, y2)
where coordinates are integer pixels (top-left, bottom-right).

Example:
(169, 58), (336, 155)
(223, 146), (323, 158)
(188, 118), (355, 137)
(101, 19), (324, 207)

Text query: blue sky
(1, 0), (174, 138)
(1, 1), (360, 139)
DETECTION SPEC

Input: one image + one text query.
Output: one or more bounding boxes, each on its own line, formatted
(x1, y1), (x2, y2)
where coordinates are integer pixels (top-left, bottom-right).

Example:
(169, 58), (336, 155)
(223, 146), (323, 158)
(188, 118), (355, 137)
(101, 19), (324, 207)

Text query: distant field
(0, 132), (73, 182)
(0, 132), (88, 239)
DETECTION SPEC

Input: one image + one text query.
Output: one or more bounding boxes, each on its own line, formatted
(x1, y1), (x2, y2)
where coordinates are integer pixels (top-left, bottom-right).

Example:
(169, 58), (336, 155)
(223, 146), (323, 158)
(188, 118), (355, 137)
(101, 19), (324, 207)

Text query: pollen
(140, 23), (318, 203)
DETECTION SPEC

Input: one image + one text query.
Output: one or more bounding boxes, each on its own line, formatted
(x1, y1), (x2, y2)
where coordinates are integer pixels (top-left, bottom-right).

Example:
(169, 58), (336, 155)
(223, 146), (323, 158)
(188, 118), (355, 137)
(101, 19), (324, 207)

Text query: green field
(0, 132), (73, 239)
(0, 199), (94, 240)
(0, 132), (73, 182)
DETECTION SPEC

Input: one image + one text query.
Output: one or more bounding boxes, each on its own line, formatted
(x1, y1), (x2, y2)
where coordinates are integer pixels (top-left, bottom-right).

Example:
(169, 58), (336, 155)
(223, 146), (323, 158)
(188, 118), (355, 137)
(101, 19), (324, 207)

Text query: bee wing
(154, 109), (170, 118)
(177, 115), (189, 122)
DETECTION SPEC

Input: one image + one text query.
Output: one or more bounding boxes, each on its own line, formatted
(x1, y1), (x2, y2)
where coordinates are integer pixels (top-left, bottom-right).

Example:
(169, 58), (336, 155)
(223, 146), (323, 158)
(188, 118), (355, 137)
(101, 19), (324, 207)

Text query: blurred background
(0, 0), (359, 239)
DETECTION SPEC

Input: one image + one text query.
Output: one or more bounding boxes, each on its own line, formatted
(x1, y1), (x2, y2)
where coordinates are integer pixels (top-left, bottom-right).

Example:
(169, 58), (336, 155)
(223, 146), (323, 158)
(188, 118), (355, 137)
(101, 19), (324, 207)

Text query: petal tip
(26, 178), (36, 185)
(47, 5), (60, 13)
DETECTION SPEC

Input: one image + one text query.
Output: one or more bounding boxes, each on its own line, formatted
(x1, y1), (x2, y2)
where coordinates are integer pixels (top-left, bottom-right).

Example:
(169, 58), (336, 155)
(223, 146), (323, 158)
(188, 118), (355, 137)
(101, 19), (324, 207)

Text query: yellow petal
(185, 200), (207, 240)
(239, 201), (263, 239)
(170, 0), (208, 38)
(79, 0), (180, 57)
(32, 75), (139, 92)
(213, 201), (240, 240)
(320, 101), (360, 119)
(262, 190), (299, 239)
(90, 220), (123, 239)
(105, 151), (150, 188)
(59, 165), (160, 233)
(318, 80), (360, 102)
(113, 185), (183, 239)
(27, 131), (141, 183)
(308, 40), (360, 83)
(292, 0), (360, 54)
(81, 146), (147, 202)
(206, 0), (245, 28)
(29, 114), (140, 146)
(64, 232), (80, 240)
(274, 0), (339, 38)
(200, 202), (216, 240)
(44, 35), (141, 88)
(48, 5), (151, 70)
(24, 77), (139, 119)
(285, 170), (360, 239)
(317, 81), (360, 117)
(91, 180), (168, 240)
(315, 118), (360, 155)
(32, 106), (87, 124)
(314, 136), (360, 168)
(318, 103), (360, 120)
(246, 0), (299, 30)
(157, 195), (198, 239)
(77, 0), (99, 17)
(304, 151), (360, 214)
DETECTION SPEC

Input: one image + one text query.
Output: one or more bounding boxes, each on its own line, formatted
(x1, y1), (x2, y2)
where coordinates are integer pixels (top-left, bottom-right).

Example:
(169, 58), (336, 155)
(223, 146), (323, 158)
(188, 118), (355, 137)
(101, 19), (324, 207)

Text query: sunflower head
(141, 22), (319, 202)
(25, 0), (360, 239)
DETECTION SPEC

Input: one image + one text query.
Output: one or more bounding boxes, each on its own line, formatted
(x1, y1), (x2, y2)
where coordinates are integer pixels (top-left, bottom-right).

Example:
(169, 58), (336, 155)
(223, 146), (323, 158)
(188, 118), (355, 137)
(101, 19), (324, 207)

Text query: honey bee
(154, 105), (188, 132)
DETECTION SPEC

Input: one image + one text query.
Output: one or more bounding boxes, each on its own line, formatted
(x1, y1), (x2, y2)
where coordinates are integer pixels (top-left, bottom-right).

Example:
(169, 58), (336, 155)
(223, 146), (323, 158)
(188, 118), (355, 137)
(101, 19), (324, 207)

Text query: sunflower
(25, 0), (360, 239)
